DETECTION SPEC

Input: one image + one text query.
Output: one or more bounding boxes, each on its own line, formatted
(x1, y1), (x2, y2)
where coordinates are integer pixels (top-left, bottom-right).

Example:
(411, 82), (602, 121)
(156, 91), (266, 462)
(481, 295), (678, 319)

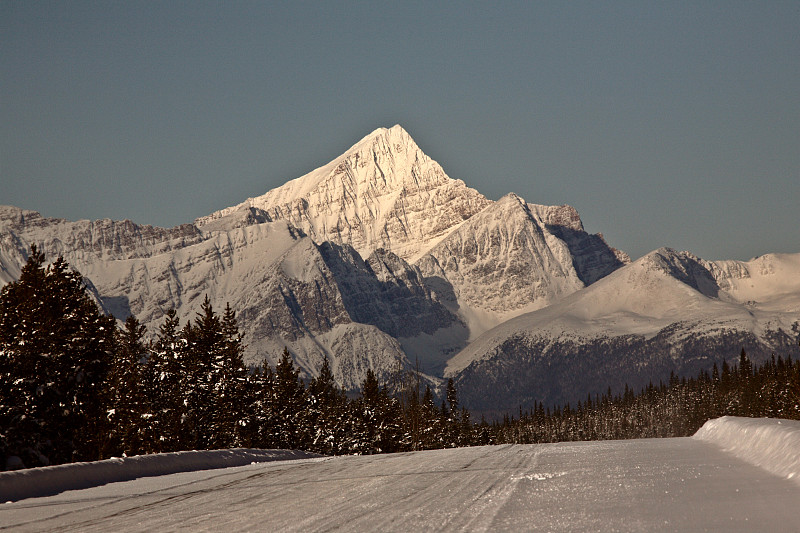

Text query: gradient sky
(2, 1), (798, 261)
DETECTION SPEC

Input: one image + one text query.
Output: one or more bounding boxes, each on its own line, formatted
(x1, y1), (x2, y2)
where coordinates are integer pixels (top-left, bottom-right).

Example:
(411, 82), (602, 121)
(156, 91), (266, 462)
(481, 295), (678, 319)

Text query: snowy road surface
(3, 436), (800, 532)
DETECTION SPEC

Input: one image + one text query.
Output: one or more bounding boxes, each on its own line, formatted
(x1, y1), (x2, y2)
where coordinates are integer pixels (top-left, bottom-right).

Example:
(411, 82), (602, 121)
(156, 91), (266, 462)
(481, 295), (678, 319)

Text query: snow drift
(693, 416), (800, 484)
(0, 448), (322, 502)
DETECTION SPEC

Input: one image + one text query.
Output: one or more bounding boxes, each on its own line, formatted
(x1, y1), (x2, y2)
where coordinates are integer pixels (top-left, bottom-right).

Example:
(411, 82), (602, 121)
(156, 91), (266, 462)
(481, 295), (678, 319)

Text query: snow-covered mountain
(3, 125), (797, 409)
(196, 125), (492, 263)
(1, 125), (626, 390)
(0, 206), (434, 388)
(416, 193), (626, 337)
(449, 248), (800, 413)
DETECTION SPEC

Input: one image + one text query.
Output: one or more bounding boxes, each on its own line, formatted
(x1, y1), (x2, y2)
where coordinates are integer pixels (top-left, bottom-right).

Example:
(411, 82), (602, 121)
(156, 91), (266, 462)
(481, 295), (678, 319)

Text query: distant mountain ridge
(3, 125), (797, 413)
(448, 248), (800, 412)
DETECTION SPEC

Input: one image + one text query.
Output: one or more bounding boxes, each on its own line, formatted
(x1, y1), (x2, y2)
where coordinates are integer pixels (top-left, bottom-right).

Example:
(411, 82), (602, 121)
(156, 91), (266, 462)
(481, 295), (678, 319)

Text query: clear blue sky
(2, 1), (798, 261)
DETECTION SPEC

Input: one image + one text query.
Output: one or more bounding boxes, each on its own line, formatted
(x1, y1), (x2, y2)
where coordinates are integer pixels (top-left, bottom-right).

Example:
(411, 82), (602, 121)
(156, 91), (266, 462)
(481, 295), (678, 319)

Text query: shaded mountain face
(531, 202), (630, 285)
(454, 325), (800, 418)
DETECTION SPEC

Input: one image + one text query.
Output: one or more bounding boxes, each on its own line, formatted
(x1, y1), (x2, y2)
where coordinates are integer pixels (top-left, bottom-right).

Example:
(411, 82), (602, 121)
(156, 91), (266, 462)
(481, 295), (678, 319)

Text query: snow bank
(0, 448), (321, 502)
(694, 416), (800, 484)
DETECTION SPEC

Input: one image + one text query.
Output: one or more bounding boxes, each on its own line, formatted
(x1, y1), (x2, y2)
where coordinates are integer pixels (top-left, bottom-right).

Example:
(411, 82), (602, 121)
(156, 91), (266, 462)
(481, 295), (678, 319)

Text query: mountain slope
(196, 125), (492, 263)
(0, 206), (456, 388)
(415, 193), (627, 337)
(447, 248), (800, 413)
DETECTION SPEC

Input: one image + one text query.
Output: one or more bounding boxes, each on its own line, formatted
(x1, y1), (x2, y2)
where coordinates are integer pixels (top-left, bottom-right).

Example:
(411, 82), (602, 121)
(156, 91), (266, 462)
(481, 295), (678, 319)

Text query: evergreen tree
(211, 303), (248, 449)
(307, 356), (351, 454)
(396, 363), (423, 450)
(272, 348), (308, 449)
(248, 359), (277, 449)
(181, 296), (222, 450)
(444, 378), (461, 446)
(148, 309), (185, 452)
(105, 316), (148, 457)
(354, 368), (402, 454)
(419, 385), (443, 449)
(0, 247), (115, 467)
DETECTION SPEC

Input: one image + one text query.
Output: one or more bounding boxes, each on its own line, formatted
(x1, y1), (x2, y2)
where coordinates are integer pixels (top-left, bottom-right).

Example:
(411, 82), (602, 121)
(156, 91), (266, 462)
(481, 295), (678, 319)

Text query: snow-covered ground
(2, 417), (800, 532)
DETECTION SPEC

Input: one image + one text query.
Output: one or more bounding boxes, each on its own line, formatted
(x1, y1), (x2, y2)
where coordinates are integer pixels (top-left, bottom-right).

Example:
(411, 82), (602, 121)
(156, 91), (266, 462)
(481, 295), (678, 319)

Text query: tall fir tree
(272, 348), (309, 449)
(0, 247), (116, 467)
(182, 296), (223, 450)
(308, 356), (351, 454)
(104, 316), (149, 457)
(248, 359), (277, 449)
(148, 309), (185, 452)
(354, 368), (403, 454)
(211, 303), (249, 448)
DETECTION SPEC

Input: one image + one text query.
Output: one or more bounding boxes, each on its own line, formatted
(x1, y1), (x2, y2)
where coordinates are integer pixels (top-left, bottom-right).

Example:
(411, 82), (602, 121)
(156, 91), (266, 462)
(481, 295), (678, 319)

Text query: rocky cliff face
(0, 205), (203, 284)
(415, 193), (626, 337)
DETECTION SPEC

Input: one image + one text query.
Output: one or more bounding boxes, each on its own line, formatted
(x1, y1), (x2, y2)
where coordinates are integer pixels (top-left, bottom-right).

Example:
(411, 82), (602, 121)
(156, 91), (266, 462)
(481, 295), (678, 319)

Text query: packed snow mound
(0, 448), (322, 502)
(694, 416), (800, 484)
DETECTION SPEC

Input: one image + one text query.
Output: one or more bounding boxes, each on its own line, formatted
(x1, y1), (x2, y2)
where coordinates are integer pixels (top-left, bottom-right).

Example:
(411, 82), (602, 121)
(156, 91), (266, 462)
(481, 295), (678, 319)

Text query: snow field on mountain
(3, 417), (800, 531)
(445, 247), (800, 378)
(712, 253), (800, 311)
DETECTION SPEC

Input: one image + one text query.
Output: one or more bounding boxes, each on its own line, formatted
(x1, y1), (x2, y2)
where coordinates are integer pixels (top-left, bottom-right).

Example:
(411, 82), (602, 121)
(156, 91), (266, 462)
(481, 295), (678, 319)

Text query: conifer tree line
(490, 348), (800, 444)
(2, 249), (799, 470)
(0, 249), (473, 469)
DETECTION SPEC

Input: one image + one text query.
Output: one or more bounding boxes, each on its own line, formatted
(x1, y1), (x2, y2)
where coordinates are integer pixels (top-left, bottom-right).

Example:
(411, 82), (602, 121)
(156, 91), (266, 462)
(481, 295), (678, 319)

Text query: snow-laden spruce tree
(146, 308), (186, 453)
(211, 303), (249, 449)
(103, 316), (149, 458)
(0, 246), (116, 468)
(307, 356), (352, 455)
(271, 348), (310, 449)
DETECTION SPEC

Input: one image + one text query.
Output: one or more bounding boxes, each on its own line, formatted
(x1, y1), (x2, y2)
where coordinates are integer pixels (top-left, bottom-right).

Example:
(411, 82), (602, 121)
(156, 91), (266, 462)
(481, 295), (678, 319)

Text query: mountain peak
(348, 124), (415, 154)
(196, 125), (490, 262)
(497, 192), (525, 205)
